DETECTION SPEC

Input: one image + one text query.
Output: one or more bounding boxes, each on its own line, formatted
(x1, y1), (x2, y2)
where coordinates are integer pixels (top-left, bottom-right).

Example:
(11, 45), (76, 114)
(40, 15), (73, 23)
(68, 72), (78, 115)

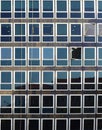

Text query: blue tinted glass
(71, 72), (81, 78)
(1, 24), (11, 35)
(1, 1), (11, 11)
(57, 24), (67, 35)
(15, 48), (25, 59)
(15, 96), (25, 106)
(29, 48), (39, 59)
(57, 1), (66, 11)
(29, 24), (39, 35)
(43, 72), (53, 83)
(15, 1), (25, 11)
(15, 24), (25, 35)
(99, 48), (102, 59)
(71, 1), (80, 11)
(99, 72), (102, 78)
(1, 96), (11, 107)
(1, 48), (11, 59)
(15, 72), (25, 83)
(29, 1), (39, 11)
(43, 48), (53, 59)
(57, 48), (67, 59)
(85, 72), (94, 78)
(71, 24), (81, 35)
(98, 1), (102, 11)
(1, 72), (11, 82)
(57, 72), (67, 79)
(85, 48), (94, 59)
(85, 1), (94, 11)
(43, 24), (53, 35)
(29, 72), (39, 83)
(43, 1), (53, 11)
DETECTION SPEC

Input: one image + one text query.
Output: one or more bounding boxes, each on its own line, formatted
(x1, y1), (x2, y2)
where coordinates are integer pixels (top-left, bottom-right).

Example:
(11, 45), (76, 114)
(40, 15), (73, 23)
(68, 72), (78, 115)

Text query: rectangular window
(14, 95), (25, 113)
(14, 24), (26, 42)
(42, 47), (54, 66)
(83, 95), (95, 114)
(56, 47), (68, 66)
(70, 23), (82, 42)
(56, 0), (67, 18)
(83, 118), (95, 130)
(29, 24), (40, 42)
(14, 119), (26, 130)
(69, 95), (82, 114)
(84, 47), (96, 66)
(14, 71), (26, 90)
(97, 71), (102, 90)
(1, 71), (12, 90)
(56, 95), (68, 114)
(97, 95), (102, 113)
(70, 71), (82, 90)
(14, 47), (26, 66)
(28, 119), (40, 130)
(42, 71), (54, 90)
(83, 23), (96, 42)
(42, 119), (54, 130)
(56, 71), (68, 90)
(29, 0), (40, 18)
(1, 119), (12, 130)
(98, 0), (102, 18)
(29, 71), (40, 90)
(15, 0), (26, 18)
(42, 95), (54, 114)
(84, 71), (96, 90)
(98, 47), (102, 66)
(97, 24), (102, 42)
(97, 118), (102, 130)
(69, 119), (81, 130)
(55, 119), (68, 130)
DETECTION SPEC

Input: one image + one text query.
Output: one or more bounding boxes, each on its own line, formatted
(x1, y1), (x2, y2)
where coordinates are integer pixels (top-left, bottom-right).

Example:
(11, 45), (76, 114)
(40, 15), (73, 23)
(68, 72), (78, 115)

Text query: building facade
(0, 0), (102, 130)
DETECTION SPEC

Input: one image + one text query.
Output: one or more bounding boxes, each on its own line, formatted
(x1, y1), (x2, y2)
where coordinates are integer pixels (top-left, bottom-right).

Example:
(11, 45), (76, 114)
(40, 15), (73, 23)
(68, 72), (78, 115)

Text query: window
(97, 118), (102, 130)
(56, 71), (68, 90)
(97, 71), (102, 90)
(15, 0), (25, 18)
(56, 24), (68, 42)
(14, 119), (26, 130)
(1, 0), (11, 18)
(69, 95), (82, 114)
(14, 71), (26, 90)
(70, 0), (81, 18)
(42, 119), (54, 130)
(0, 47), (12, 66)
(69, 119), (81, 130)
(98, 47), (102, 66)
(15, 24), (26, 42)
(1, 24), (11, 42)
(56, 95), (68, 114)
(98, 0), (102, 18)
(97, 24), (102, 42)
(56, 47), (68, 66)
(70, 24), (82, 42)
(14, 95), (25, 113)
(56, 0), (67, 18)
(42, 71), (54, 90)
(42, 0), (53, 18)
(28, 95), (40, 114)
(1, 71), (12, 90)
(84, 71), (96, 90)
(42, 95), (54, 114)
(83, 118), (95, 130)
(28, 119), (40, 130)
(84, 47), (96, 66)
(29, 0), (40, 18)
(1, 119), (12, 130)
(97, 95), (102, 113)
(83, 95), (95, 114)
(70, 47), (82, 66)
(29, 71), (40, 90)
(0, 95), (11, 113)
(42, 47), (54, 66)
(55, 119), (68, 130)
(28, 47), (40, 66)
(70, 71), (82, 90)
(43, 24), (53, 42)
(84, 0), (95, 18)
(29, 24), (40, 42)
(14, 47), (26, 66)
(83, 23), (96, 42)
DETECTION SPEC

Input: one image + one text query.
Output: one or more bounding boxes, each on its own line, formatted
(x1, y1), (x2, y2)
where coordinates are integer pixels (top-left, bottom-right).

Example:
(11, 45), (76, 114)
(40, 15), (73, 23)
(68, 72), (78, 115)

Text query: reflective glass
(29, 1), (39, 11)
(43, 1), (53, 11)
(57, 24), (67, 35)
(29, 48), (39, 59)
(1, 24), (11, 35)
(1, 72), (11, 82)
(57, 48), (67, 59)
(15, 24), (25, 35)
(57, 1), (66, 11)
(15, 48), (25, 59)
(43, 48), (53, 59)
(43, 24), (53, 35)
(85, 48), (94, 59)
(15, 72), (25, 83)
(71, 1), (80, 11)
(85, 1), (94, 11)
(1, 1), (11, 11)
(43, 72), (53, 83)
(1, 48), (11, 59)
(71, 24), (81, 35)
(1, 96), (11, 107)
(29, 24), (39, 35)
(29, 72), (39, 83)
(15, 96), (25, 106)
(15, 1), (25, 11)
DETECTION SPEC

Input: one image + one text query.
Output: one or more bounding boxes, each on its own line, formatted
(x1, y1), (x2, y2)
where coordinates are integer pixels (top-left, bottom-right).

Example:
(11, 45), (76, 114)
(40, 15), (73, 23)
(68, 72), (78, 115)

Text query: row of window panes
(1, 23), (102, 43)
(0, 94), (102, 114)
(1, 0), (102, 19)
(1, 47), (102, 67)
(1, 118), (102, 130)
(0, 70), (102, 91)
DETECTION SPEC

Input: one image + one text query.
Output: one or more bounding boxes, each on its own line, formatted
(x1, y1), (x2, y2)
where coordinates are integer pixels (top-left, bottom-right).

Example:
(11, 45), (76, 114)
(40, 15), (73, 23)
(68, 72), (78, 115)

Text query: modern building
(0, 0), (102, 130)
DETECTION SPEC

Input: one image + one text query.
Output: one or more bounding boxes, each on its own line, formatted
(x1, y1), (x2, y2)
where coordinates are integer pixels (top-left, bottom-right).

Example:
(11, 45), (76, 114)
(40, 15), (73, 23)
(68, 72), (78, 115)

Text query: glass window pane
(71, 1), (80, 11)
(15, 96), (25, 106)
(1, 48), (11, 59)
(43, 24), (53, 35)
(57, 72), (67, 83)
(29, 72), (39, 83)
(57, 1), (66, 11)
(85, 24), (95, 35)
(43, 1), (53, 11)
(57, 48), (67, 59)
(57, 24), (67, 35)
(15, 1), (25, 11)
(85, 1), (94, 11)
(71, 24), (81, 35)
(29, 1), (39, 11)
(1, 96), (11, 107)
(98, 1), (102, 11)
(15, 72), (25, 83)
(29, 48), (39, 59)
(1, 24), (11, 35)
(15, 24), (25, 35)
(1, 120), (11, 130)
(71, 72), (81, 83)
(85, 48), (95, 59)
(43, 48), (53, 59)
(29, 24), (39, 35)
(1, 72), (11, 82)
(43, 72), (53, 83)
(15, 48), (25, 59)
(1, 1), (11, 11)
(15, 120), (25, 130)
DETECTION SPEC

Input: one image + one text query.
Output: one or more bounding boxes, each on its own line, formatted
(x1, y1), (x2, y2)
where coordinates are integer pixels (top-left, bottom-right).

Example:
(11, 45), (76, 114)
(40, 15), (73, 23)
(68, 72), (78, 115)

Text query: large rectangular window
(98, 0), (102, 18)
(97, 71), (102, 90)
(1, 119), (12, 130)
(69, 118), (81, 130)
(14, 119), (26, 130)
(97, 95), (102, 113)
(83, 118), (95, 130)
(55, 119), (68, 130)
(28, 119), (40, 130)
(42, 119), (54, 130)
